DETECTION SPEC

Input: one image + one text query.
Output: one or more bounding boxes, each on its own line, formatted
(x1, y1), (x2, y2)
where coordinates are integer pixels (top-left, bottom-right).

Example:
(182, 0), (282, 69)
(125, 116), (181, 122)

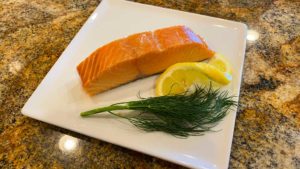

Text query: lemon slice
(208, 53), (232, 74)
(155, 62), (231, 96)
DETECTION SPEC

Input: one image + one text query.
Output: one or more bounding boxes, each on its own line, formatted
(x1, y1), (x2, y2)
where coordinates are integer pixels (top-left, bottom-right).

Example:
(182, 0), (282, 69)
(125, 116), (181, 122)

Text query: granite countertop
(0, 0), (299, 168)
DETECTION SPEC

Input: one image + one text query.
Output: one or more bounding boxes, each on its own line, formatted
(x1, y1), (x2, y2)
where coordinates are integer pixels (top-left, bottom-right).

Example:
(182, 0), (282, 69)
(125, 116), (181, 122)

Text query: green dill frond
(81, 85), (237, 137)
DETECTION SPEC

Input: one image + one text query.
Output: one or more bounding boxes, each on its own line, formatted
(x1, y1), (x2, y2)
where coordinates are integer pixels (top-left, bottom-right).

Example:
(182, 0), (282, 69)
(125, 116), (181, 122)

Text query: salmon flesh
(77, 26), (215, 95)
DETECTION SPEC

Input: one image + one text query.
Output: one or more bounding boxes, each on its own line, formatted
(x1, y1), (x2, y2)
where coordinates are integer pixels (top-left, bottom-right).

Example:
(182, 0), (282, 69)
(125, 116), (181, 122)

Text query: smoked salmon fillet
(77, 26), (215, 95)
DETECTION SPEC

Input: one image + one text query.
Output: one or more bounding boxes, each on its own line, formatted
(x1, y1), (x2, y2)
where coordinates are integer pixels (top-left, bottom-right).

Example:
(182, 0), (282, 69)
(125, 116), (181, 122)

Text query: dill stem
(80, 104), (129, 117)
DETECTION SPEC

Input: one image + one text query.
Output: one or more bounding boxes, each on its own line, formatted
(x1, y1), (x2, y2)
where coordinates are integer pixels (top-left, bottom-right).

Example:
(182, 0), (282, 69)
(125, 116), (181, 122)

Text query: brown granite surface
(0, 0), (299, 168)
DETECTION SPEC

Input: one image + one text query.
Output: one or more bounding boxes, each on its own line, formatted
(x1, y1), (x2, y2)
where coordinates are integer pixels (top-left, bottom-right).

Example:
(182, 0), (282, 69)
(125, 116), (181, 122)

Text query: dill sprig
(80, 85), (237, 137)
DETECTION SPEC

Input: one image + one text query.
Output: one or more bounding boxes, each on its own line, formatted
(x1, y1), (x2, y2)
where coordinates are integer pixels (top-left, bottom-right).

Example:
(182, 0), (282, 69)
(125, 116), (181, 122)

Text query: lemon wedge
(208, 53), (232, 74)
(196, 62), (232, 85)
(155, 53), (233, 96)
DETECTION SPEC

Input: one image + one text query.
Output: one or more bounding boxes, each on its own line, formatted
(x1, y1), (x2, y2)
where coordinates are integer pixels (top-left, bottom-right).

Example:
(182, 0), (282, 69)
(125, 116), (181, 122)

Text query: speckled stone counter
(0, 0), (299, 168)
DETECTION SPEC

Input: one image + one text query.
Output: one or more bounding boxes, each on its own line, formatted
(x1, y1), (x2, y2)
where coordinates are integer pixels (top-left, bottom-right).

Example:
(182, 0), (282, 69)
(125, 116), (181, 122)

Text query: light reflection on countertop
(246, 30), (260, 42)
(58, 135), (79, 152)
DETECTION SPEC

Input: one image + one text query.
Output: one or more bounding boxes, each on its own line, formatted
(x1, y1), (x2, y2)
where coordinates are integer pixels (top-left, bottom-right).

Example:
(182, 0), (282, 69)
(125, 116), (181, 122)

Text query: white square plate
(22, 0), (247, 168)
